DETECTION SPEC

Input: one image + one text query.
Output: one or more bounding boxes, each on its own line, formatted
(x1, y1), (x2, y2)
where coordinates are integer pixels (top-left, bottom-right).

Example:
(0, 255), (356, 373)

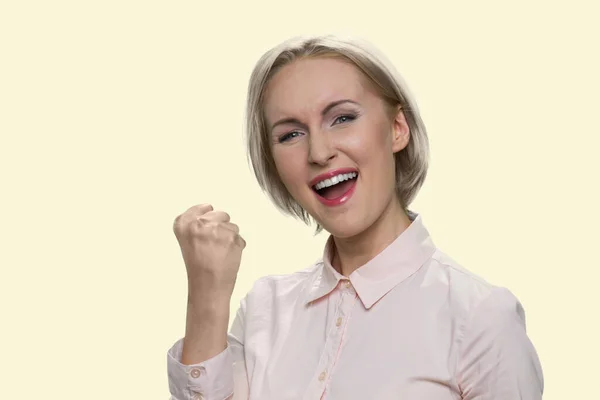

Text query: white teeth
(314, 172), (358, 190)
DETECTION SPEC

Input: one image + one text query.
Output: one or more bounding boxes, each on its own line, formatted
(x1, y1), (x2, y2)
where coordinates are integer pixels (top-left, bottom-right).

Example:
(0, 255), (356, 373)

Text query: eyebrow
(270, 99), (360, 132)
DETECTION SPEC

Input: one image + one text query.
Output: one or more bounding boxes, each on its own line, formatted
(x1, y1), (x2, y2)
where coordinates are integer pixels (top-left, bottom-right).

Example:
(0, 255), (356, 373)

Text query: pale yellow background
(1, 1), (598, 398)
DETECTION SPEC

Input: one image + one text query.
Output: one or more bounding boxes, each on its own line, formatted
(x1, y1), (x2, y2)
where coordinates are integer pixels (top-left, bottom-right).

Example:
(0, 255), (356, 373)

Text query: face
(263, 56), (410, 238)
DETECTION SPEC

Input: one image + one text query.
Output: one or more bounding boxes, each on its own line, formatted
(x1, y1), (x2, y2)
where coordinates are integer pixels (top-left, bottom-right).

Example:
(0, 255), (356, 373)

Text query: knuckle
(226, 232), (238, 244)
(173, 215), (183, 233)
(199, 203), (214, 213)
(192, 218), (212, 236)
(215, 224), (236, 244)
(207, 223), (222, 239)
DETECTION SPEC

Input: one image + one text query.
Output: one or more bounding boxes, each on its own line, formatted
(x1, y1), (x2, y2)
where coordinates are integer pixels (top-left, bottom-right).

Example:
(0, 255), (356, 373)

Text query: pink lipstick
(310, 168), (358, 207)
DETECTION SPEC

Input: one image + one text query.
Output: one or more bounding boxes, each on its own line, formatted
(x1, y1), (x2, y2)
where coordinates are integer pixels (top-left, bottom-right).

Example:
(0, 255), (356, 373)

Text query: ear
(391, 106), (410, 153)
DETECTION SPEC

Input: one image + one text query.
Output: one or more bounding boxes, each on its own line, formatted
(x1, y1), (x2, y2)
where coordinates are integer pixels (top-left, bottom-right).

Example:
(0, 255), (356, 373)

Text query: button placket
(311, 288), (343, 394)
(305, 283), (359, 399)
(336, 285), (349, 331)
(322, 285), (356, 390)
(335, 280), (355, 329)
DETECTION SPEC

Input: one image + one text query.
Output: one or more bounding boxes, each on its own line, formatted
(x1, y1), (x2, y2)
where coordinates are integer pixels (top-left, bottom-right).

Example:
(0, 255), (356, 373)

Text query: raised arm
(168, 203), (249, 400)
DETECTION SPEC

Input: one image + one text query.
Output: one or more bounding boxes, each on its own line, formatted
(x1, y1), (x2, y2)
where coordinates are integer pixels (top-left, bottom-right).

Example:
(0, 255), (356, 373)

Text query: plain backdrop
(1, 1), (598, 399)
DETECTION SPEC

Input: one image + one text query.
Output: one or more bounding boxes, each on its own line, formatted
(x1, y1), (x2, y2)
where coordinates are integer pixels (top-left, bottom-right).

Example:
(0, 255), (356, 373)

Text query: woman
(167, 35), (544, 400)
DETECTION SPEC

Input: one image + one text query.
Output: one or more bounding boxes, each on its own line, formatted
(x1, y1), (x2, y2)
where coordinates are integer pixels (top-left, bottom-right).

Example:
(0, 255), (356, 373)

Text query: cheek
(272, 147), (306, 190)
(343, 124), (396, 191)
(343, 123), (392, 164)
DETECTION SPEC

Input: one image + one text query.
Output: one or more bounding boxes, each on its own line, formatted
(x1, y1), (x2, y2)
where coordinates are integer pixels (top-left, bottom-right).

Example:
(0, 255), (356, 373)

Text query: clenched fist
(173, 203), (246, 301)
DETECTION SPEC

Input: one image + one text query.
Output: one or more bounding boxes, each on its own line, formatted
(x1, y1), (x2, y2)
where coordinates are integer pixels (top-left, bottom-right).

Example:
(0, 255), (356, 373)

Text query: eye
(332, 114), (356, 125)
(278, 130), (303, 143)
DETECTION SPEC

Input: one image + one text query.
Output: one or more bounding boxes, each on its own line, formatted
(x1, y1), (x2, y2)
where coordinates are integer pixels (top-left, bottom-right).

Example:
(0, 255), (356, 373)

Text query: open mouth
(312, 172), (358, 201)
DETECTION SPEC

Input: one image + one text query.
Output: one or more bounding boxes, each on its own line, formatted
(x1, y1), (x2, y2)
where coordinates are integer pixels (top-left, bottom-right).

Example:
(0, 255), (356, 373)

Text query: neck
(331, 199), (412, 277)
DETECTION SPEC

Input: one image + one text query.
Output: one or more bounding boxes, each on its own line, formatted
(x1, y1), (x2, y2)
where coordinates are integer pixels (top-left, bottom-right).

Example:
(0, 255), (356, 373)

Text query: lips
(309, 167), (359, 188)
(310, 168), (359, 207)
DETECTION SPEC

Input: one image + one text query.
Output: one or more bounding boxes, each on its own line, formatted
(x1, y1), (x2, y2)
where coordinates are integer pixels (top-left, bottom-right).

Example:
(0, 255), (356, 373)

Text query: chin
(319, 214), (372, 239)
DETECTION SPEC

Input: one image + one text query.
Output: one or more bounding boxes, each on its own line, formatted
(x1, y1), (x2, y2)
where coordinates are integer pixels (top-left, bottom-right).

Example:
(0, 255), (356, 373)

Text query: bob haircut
(245, 35), (429, 233)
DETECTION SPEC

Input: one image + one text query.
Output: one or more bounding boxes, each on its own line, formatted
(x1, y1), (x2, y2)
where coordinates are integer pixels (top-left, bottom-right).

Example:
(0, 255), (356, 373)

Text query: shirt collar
(305, 211), (437, 309)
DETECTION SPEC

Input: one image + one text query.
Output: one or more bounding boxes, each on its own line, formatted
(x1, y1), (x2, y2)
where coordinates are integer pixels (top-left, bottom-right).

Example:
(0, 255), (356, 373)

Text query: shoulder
(426, 249), (526, 325)
(432, 252), (545, 396)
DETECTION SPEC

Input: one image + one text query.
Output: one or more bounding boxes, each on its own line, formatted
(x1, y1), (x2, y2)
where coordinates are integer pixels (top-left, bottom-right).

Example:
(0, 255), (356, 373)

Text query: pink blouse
(167, 212), (543, 399)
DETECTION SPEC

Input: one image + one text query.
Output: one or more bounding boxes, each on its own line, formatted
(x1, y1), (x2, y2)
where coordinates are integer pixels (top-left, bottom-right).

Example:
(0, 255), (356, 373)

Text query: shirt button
(343, 280), (352, 288)
(189, 367), (205, 378)
(319, 371), (327, 381)
(336, 317), (343, 327)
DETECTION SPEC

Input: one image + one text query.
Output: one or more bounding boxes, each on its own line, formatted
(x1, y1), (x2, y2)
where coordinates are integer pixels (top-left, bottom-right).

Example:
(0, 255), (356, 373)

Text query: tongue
(319, 179), (355, 199)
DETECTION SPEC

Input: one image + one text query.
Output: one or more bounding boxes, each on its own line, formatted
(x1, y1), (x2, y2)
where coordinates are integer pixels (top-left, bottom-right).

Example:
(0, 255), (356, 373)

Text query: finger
(219, 222), (240, 234)
(236, 234), (247, 248)
(199, 210), (231, 223)
(175, 204), (214, 227)
(188, 203), (213, 214)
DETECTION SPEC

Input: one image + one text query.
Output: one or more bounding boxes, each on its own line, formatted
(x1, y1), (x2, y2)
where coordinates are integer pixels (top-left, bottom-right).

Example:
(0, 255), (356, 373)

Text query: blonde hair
(245, 35), (429, 233)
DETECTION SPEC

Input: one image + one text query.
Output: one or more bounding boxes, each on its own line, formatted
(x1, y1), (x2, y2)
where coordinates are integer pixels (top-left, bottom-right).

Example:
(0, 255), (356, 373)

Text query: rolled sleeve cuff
(167, 338), (234, 400)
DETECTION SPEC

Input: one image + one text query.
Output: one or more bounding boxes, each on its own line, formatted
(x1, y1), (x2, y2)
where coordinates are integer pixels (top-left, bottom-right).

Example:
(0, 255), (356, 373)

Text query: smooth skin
(265, 57), (412, 276)
(174, 204), (245, 365)
(178, 56), (412, 365)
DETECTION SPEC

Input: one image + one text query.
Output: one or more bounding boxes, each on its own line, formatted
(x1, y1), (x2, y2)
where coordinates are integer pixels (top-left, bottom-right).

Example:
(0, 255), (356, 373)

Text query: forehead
(263, 57), (374, 120)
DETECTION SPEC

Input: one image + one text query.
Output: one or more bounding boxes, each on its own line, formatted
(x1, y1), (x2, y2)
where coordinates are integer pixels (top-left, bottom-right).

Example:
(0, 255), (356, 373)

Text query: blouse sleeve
(167, 301), (249, 400)
(457, 287), (544, 399)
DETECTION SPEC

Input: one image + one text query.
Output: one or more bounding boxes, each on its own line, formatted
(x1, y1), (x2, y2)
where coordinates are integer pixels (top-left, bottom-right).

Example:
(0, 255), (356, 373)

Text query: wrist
(186, 292), (230, 328)
(187, 287), (231, 308)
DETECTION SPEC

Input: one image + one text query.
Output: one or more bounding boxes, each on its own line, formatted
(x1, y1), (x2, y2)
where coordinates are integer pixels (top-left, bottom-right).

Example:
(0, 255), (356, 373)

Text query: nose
(308, 130), (336, 166)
